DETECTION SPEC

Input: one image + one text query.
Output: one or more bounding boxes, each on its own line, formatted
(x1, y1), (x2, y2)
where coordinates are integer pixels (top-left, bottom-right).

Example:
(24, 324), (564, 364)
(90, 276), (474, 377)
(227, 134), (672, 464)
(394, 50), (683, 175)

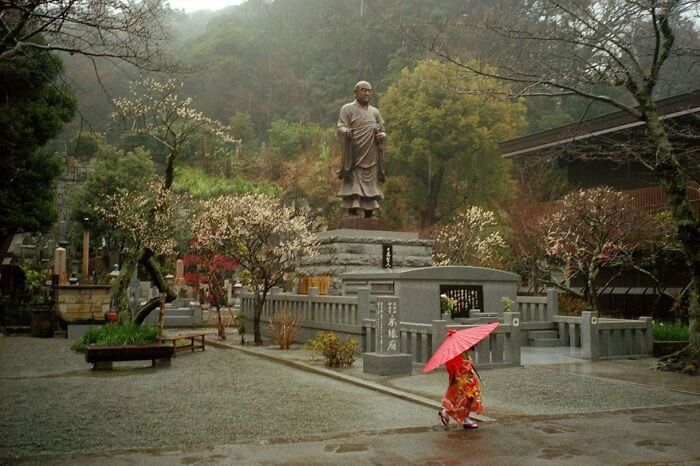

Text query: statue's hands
(345, 128), (353, 140)
(375, 132), (386, 143)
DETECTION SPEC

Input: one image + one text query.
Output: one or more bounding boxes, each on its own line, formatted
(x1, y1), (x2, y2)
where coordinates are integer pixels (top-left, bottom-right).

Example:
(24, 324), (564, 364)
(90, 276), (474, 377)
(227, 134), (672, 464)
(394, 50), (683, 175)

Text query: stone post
(545, 288), (558, 321)
(356, 287), (370, 322)
(431, 320), (446, 355)
(363, 296), (412, 375)
(81, 225), (90, 282)
(503, 312), (521, 366)
(639, 316), (653, 356)
(174, 259), (185, 289)
(54, 247), (66, 284)
(581, 311), (599, 360)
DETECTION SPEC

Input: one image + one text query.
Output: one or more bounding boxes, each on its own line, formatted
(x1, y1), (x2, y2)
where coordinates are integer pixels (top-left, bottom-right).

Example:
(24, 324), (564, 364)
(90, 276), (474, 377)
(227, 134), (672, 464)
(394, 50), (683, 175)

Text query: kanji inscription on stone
(375, 296), (400, 353)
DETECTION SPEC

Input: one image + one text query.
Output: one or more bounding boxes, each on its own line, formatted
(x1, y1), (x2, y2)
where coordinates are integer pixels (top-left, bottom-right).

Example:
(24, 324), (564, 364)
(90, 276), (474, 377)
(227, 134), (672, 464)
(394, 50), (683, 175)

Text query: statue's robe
(337, 100), (386, 211)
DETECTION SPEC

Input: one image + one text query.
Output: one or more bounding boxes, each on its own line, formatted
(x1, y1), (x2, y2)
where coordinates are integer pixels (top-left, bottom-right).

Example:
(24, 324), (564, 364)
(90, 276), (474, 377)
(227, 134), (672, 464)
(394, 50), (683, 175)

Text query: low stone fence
(554, 311), (653, 359)
(241, 288), (522, 368)
(515, 289), (558, 322)
(240, 288), (650, 362)
(239, 287), (368, 341)
(361, 313), (522, 369)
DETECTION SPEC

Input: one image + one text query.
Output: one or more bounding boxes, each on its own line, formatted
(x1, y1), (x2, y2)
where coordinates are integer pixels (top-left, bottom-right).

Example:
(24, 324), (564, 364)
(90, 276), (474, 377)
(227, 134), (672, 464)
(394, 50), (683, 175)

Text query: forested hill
(61, 0), (700, 142)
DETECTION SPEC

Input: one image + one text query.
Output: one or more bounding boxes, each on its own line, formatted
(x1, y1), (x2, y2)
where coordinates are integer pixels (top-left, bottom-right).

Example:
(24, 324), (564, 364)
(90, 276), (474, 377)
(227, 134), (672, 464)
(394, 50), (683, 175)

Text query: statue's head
(354, 81), (372, 105)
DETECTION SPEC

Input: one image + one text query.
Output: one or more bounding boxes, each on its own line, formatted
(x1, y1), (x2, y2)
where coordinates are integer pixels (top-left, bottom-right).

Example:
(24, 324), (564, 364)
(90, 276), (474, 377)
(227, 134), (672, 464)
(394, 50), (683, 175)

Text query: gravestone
(363, 296), (412, 376)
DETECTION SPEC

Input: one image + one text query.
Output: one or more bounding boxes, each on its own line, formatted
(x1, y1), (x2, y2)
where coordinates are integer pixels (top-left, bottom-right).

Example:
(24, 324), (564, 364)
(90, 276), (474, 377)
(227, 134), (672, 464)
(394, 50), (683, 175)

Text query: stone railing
(515, 288), (558, 322)
(554, 311), (653, 359)
(239, 287), (368, 339)
(362, 312), (522, 369)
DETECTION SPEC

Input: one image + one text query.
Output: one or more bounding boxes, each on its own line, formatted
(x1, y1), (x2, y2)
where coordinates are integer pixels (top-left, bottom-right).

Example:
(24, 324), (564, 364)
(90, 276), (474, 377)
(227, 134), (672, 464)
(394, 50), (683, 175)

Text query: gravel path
(386, 365), (700, 417)
(0, 336), (437, 459)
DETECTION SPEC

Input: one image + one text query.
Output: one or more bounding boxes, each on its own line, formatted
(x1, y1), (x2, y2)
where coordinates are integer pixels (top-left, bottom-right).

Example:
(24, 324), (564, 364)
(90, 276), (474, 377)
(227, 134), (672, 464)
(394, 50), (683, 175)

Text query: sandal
(438, 410), (449, 427)
(462, 419), (478, 429)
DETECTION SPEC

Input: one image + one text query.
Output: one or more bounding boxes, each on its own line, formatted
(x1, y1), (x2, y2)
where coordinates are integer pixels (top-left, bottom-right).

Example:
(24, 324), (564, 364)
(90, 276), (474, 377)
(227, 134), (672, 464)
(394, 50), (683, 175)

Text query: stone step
(529, 338), (566, 347)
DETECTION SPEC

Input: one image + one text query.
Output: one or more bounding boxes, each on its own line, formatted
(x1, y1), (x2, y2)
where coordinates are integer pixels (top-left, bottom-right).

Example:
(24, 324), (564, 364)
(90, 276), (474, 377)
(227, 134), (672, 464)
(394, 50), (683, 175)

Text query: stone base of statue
(363, 352), (413, 376)
(331, 216), (391, 231)
(295, 229), (433, 292)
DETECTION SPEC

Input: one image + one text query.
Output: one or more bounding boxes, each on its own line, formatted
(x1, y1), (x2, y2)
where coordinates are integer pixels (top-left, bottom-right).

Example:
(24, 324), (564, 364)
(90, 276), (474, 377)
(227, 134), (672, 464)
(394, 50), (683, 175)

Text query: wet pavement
(2, 333), (699, 465)
(28, 404), (700, 465)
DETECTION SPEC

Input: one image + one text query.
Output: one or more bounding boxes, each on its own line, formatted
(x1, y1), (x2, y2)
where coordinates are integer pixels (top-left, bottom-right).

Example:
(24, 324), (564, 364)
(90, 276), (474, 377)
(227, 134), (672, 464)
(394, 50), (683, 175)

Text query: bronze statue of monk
(337, 81), (387, 218)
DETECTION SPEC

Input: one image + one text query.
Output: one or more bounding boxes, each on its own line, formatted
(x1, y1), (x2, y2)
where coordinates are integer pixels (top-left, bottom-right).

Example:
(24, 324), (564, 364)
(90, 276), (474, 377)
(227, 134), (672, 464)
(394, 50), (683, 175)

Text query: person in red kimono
(438, 350), (483, 429)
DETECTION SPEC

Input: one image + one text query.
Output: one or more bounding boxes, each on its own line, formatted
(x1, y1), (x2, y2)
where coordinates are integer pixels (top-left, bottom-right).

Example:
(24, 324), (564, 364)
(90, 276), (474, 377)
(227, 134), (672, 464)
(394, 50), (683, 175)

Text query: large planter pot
(653, 340), (688, 357)
(31, 304), (54, 338)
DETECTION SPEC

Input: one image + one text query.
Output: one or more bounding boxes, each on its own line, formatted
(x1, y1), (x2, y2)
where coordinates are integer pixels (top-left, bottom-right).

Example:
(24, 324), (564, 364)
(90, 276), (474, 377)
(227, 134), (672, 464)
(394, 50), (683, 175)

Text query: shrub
(558, 294), (585, 316)
(70, 323), (158, 352)
(652, 321), (689, 342)
(268, 309), (302, 349)
(304, 331), (358, 367)
(233, 313), (247, 344)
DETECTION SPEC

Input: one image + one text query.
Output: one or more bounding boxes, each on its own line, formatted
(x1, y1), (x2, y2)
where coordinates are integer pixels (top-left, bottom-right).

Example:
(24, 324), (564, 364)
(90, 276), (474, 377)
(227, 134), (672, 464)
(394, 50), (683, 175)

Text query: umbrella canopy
(422, 322), (500, 373)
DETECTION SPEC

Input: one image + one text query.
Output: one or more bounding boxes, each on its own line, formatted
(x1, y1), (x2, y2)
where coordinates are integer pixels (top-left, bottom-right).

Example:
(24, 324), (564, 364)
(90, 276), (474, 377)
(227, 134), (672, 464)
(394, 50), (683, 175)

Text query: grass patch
(70, 323), (158, 352)
(652, 321), (689, 342)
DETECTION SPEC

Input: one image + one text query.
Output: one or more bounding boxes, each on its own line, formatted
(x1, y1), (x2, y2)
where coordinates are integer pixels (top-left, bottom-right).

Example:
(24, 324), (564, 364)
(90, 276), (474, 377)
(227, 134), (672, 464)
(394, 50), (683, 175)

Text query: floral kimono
(441, 351), (483, 423)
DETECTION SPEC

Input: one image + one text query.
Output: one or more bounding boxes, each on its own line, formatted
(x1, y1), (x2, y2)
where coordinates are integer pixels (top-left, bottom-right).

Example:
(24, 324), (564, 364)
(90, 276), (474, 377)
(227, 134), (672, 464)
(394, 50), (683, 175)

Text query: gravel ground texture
(236, 343), (700, 419)
(3, 334), (699, 461)
(0, 336), (437, 459)
(387, 365), (700, 417)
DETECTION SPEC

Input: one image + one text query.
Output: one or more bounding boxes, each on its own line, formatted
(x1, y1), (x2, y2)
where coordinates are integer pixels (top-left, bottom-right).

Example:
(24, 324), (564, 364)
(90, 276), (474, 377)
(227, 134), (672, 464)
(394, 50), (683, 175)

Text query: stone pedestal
(363, 352), (413, 376)
(296, 229), (433, 291)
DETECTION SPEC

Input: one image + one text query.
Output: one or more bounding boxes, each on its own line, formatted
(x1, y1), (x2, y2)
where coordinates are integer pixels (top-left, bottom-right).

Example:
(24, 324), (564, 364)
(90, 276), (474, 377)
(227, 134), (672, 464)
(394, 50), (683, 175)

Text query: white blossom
(94, 178), (177, 256)
(432, 205), (506, 267)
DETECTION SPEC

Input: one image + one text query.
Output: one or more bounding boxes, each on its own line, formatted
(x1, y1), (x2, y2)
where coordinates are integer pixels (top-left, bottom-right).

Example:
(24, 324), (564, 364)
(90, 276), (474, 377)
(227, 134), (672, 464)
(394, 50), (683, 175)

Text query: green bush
(304, 331), (358, 367)
(652, 321), (689, 342)
(70, 323), (158, 352)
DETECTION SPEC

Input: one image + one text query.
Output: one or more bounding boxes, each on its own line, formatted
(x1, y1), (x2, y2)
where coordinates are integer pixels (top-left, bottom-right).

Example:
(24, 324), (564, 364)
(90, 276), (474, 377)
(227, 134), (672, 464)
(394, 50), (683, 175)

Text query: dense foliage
(0, 45), (75, 244)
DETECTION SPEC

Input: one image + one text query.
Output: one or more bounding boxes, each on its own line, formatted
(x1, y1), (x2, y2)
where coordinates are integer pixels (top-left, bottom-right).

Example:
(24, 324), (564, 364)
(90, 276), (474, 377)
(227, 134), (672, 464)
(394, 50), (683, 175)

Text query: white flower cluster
(94, 178), (177, 256)
(190, 193), (319, 291)
(433, 205), (506, 267)
(112, 78), (239, 147)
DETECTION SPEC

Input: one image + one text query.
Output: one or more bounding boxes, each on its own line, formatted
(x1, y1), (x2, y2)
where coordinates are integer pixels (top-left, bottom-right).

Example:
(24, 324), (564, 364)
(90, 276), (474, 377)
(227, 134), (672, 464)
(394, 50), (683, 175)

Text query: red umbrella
(422, 322), (500, 373)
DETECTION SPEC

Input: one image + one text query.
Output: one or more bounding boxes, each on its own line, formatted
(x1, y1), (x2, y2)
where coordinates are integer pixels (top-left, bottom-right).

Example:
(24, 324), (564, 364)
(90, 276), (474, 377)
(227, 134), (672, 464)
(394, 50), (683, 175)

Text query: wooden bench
(157, 332), (208, 357)
(85, 343), (174, 370)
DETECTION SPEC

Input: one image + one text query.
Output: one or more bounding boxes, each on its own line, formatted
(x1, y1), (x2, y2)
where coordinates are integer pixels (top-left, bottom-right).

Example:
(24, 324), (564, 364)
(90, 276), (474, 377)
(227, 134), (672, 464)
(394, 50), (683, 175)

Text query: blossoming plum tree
(432, 206), (506, 268)
(191, 193), (318, 345)
(113, 78), (238, 190)
(538, 187), (651, 312)
(109, 78), (238, 323)
(95, 178), (176, 320)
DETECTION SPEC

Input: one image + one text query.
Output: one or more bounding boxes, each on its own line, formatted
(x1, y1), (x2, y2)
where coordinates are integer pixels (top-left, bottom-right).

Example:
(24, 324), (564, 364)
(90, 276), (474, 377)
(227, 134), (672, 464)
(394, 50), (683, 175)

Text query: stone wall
(56, 285), (110, 323)
(296, 229), (434, 292)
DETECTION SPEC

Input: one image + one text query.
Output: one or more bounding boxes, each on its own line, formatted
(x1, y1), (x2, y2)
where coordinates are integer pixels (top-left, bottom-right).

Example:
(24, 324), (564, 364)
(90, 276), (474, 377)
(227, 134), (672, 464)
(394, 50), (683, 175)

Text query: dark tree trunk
(645, 111), (700, 356)
(252, 290), (269, 346)
(133, 249), (177, 325)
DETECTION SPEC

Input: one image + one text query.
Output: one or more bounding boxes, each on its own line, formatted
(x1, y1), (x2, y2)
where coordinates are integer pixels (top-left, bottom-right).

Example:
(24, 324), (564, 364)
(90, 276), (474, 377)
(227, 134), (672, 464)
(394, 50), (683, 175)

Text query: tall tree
(381, 59), (526, 228)
(0, 44), (75, 245)
(0, 0), (173, 70)
(112, 77), (236, 323)
(419, 0), (700, 361)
